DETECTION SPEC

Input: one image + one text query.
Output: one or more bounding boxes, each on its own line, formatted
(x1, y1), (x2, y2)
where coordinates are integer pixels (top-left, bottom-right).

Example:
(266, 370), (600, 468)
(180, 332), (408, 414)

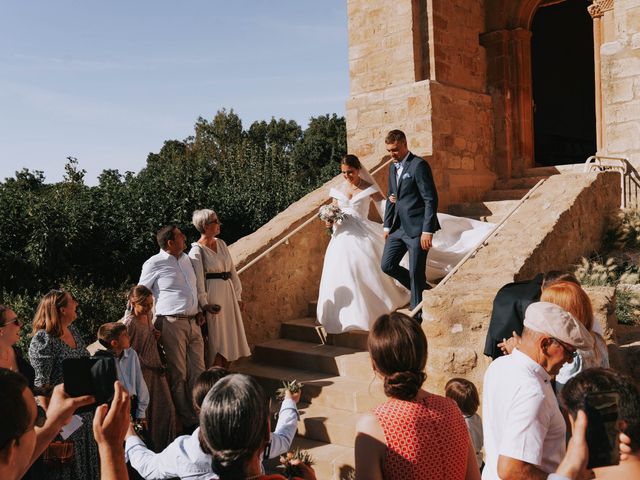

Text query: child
(124, 285), (176, 451)
(97, 322), (150, 423)
(445, 377), (484, 469)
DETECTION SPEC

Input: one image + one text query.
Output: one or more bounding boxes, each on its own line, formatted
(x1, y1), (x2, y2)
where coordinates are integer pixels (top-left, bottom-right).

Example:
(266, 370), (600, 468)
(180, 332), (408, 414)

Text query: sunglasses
(1, 317), (22, 327)
(205, 219), (221, 225)
(550, 337), (577, 358)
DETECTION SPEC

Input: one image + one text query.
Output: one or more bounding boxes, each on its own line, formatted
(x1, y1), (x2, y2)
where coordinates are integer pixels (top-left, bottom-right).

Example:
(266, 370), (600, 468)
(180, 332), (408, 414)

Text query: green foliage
(574, 256), (640, 287)
(615, 287), (640, 326)
(0, 110), (346, 347)
(606, 209), (640, 250)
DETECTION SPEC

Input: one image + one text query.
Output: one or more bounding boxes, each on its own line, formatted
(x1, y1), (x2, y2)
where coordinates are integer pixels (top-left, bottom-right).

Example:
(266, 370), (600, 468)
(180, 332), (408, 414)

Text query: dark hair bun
(384, 370), (426, 400)
(211, 448), (250, 479)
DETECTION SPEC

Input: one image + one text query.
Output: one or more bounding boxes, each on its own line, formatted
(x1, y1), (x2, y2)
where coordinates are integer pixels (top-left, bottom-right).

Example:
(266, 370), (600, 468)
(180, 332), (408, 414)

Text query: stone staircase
(447, 165), (582, 222)
(233, 302), (384, 480)
(230, 163), (604, 479)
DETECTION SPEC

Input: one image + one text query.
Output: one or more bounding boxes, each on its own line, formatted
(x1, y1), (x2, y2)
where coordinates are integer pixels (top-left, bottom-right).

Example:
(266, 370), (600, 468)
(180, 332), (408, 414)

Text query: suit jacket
(383, 153), (440, 237)
(483, 274), (544, 359)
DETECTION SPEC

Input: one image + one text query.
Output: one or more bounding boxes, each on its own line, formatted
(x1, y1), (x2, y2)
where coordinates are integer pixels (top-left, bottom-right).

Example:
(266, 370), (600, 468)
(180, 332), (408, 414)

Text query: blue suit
(381, 153), (440, 309)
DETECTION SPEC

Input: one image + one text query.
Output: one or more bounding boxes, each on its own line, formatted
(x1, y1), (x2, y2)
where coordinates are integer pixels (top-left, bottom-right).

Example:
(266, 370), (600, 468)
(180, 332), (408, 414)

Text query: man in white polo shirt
(482, 302), (593, 480)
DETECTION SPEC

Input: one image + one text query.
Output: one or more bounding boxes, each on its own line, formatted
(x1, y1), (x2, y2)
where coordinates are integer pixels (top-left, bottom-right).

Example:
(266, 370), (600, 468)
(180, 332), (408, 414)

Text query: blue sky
(0, 1), (348, 184)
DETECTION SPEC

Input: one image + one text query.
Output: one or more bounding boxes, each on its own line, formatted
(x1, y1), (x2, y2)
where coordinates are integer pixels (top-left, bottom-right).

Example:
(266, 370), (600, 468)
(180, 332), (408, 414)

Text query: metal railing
(237, 158), (393, 275)
(583, 155), (638, 208)
(409, 178), (548, 318)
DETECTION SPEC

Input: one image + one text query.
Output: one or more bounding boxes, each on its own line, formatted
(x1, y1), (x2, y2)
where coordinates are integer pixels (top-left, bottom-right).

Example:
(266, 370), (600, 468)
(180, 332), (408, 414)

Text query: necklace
(351, 178), (362, 190)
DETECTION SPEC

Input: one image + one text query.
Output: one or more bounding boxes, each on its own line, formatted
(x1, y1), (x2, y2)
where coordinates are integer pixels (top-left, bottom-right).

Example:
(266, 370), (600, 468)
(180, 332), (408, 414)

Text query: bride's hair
(368, 312), (428, 400)
(340, 154), (362, 170)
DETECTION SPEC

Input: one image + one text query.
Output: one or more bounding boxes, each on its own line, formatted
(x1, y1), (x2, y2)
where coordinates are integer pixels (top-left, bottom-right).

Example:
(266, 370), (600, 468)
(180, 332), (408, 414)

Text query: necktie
(396, 161), (404, 183)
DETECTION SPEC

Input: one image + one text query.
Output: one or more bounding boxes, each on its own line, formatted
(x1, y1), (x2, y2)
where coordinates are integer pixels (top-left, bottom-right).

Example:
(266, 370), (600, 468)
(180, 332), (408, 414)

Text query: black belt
(206, 271), (232, 280)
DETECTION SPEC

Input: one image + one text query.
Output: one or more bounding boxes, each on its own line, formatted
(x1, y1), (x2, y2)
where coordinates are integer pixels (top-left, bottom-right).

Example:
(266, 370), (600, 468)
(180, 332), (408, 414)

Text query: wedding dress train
(317, 186), (495, 334)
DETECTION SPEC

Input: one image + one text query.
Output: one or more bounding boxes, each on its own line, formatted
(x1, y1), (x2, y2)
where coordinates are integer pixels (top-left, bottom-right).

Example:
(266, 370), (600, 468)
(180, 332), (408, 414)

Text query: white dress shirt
(139, 249), (200, 316)
(482, 348), (566, 479)
(126, 398), (299, 479)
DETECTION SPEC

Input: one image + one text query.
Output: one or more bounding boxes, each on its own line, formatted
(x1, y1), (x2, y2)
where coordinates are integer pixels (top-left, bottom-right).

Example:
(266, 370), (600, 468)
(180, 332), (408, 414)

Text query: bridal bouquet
(318, 204), (345, 235)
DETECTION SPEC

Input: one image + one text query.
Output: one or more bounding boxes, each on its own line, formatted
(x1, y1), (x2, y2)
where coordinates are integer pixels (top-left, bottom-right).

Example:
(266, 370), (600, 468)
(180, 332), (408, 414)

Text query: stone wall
(346, 0), (496, 210)
(600, 0), (640, 168)
(421, 171), (620, 394)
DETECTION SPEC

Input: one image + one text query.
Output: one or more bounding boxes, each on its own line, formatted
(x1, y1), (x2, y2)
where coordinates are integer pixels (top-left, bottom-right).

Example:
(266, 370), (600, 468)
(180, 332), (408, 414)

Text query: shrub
(615, 287), (640, 326)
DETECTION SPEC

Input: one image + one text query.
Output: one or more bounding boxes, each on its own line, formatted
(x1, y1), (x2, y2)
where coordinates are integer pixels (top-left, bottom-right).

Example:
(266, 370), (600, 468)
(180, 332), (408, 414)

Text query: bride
(317, 154), (494, 334)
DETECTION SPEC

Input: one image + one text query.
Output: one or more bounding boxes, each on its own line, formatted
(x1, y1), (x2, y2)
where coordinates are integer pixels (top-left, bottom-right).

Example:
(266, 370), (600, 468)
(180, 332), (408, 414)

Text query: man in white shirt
(139, 225), (214, 431)
(482, 302), (594, 480)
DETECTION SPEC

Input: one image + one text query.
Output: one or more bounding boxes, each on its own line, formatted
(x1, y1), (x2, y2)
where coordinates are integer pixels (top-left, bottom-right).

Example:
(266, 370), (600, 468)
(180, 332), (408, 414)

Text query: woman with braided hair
(199, 374), (316, 480)
(355, 312), (481, 480)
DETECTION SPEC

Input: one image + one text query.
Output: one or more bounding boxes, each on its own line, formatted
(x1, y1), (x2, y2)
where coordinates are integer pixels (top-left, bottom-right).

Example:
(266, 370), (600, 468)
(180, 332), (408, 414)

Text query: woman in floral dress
(29, 290), (99, 480)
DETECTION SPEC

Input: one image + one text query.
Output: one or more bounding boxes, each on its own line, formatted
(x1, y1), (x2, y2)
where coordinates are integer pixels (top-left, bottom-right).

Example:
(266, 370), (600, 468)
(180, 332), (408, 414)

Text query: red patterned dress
(373, 393), (470, 479)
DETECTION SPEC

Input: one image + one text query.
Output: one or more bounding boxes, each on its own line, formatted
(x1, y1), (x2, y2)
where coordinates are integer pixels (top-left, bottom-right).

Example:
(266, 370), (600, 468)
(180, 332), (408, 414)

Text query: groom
(381, 129), (440, 318)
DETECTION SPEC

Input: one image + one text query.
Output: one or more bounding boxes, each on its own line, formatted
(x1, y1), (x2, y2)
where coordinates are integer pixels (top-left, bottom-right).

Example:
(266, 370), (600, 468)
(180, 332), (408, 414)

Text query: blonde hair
(540, 281), (602, 360)
(32, 290), (70, 337)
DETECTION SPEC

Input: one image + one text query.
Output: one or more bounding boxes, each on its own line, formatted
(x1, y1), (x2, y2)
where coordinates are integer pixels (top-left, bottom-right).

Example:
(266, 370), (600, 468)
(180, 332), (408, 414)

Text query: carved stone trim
(588, 0), (614, 18)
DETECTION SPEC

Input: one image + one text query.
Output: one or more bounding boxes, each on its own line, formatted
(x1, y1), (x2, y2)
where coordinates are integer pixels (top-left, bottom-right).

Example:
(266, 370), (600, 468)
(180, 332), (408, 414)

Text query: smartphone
(63, 357), (117, 413)
(583, 391), (620, 469)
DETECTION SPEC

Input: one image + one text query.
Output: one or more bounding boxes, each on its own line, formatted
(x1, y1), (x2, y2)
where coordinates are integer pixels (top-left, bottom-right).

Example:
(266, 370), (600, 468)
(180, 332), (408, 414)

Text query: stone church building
(347, 0), (640, 209)
(230, 3), (640, 474)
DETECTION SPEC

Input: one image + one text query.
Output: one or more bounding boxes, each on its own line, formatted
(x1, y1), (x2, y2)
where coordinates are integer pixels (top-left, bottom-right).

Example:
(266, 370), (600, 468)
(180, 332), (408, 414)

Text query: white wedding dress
(317, 185), (495, 334)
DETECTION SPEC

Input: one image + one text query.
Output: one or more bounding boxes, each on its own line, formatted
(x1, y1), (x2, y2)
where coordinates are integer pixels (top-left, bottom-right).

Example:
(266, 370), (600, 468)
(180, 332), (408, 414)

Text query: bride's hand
(324, 221), (333, 228)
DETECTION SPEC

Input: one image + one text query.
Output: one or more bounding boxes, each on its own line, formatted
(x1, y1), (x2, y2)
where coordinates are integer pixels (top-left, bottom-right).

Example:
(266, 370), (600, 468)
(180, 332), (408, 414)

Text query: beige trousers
(157, 315), (205, 429)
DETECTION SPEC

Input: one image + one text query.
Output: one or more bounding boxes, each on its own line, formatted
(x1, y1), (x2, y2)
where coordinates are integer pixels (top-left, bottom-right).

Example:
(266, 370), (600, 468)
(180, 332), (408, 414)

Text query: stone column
(481, 28), (534, 179)
(588, 0), (606, 152)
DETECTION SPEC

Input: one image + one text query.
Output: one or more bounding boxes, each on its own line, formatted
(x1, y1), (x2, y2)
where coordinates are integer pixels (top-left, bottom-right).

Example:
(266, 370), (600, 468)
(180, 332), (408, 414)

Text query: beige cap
(524, 302), (594, 350)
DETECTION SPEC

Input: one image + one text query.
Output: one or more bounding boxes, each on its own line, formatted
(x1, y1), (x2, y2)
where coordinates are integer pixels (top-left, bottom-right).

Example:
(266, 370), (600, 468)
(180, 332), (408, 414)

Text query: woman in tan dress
(189, 209), (250, 369)
(123, 285), (176, 450)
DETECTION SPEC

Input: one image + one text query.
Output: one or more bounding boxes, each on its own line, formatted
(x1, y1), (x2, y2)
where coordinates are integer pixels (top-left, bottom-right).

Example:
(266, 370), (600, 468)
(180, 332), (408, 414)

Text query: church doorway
(530, 0), (596, 166)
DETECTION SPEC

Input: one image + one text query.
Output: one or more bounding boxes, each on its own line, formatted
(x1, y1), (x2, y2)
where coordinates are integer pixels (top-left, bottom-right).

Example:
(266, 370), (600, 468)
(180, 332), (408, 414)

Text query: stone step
(308, 300), (318, 317)
(522, 164), (584, 177)
(281, 317), (369, 351)
(447, 200), (519, 223)
(233, 359), (384, 413)
(297, 403), (362, 447)
(483, 188), (529, 202)
(494, 175), (548, 190)
(252, 338), (373, 380)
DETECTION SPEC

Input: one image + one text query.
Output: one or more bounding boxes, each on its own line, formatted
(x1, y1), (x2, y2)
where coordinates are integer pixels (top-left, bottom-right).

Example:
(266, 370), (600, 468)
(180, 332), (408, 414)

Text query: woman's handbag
(43, 439), (74, 466)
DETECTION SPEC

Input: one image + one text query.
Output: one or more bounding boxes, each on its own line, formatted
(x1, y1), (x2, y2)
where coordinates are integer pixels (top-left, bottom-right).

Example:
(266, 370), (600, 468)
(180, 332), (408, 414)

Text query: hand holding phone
(583, 391), (620, 469)
(63, 357), (117, 413)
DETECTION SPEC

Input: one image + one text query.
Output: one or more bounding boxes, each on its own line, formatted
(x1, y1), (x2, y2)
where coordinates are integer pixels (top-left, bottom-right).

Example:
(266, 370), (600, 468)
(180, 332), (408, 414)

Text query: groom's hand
(420, 233), (433, 250)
